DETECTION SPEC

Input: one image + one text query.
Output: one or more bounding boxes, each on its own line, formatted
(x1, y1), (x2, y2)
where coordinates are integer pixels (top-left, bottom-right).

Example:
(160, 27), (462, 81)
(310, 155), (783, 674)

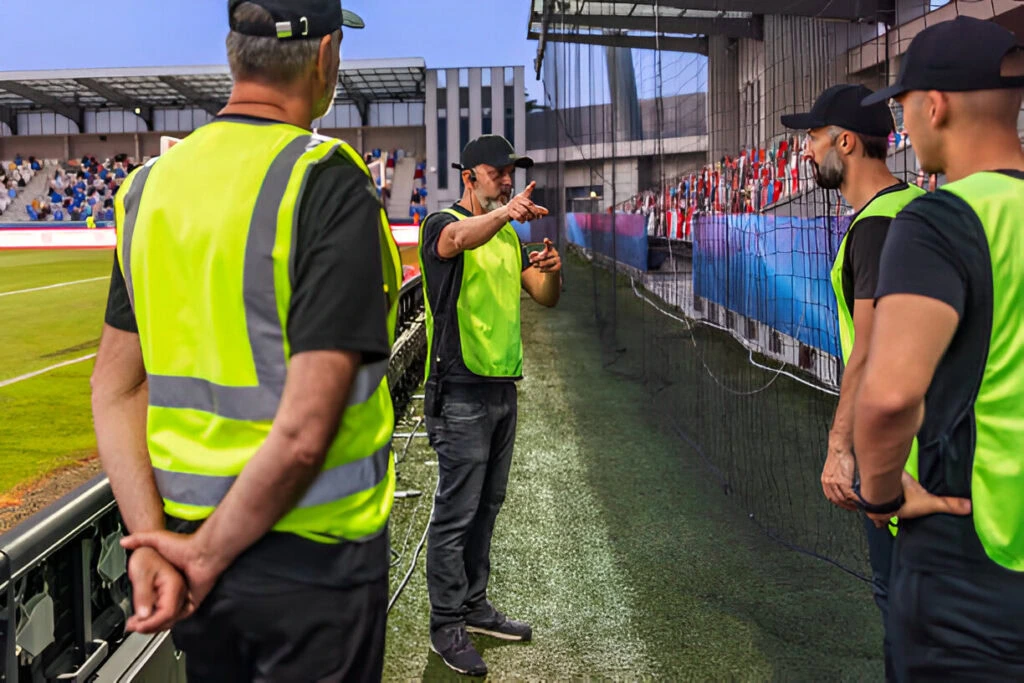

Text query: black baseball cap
(228, 0), (364, 41)
(863, 16), (1024, 105)
(456, 135), (534, 171)
(780, 84), (895, 137)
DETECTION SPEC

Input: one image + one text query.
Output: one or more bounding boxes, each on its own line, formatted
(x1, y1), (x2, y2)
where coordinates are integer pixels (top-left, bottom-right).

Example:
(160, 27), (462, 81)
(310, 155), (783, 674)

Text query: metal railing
(0, 276), (426, 682)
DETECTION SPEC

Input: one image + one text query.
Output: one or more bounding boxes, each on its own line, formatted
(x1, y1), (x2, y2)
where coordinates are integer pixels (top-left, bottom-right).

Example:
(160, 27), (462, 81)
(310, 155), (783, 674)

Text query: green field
(0, 249), (111, 494)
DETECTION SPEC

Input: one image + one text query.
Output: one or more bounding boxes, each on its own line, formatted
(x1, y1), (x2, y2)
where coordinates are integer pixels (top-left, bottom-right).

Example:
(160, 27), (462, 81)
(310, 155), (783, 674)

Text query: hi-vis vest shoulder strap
(937, 172), (1024, 571)
(418, 207), (523, 380)
(115, 121), (399, 544)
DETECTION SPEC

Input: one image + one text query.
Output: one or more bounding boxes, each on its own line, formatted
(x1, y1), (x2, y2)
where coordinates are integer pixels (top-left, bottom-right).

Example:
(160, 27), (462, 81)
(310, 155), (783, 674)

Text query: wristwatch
(851, 482), (905, 515)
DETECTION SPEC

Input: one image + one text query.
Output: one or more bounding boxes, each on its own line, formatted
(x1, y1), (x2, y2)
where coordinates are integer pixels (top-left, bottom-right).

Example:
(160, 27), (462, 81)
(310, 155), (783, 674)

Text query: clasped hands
(119, 530), (225, 634)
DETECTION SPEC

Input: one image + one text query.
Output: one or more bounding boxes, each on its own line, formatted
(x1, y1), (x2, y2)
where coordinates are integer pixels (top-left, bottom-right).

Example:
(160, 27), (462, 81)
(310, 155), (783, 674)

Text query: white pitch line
(0, 354), (97, 389)
(0, 276), (108, 298)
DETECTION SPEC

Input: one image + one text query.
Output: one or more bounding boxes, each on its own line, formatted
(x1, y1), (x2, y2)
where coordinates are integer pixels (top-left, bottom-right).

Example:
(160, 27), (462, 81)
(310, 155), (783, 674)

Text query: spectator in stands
(95, 2), (396, 681)
(419, 136), (557, 676)
(855, 17), (1024, 681)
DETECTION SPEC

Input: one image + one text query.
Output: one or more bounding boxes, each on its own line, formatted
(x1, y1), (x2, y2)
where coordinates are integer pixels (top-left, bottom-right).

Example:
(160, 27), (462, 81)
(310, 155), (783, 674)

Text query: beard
(477, 187), (513, 213)
(812, 147), (845, 190)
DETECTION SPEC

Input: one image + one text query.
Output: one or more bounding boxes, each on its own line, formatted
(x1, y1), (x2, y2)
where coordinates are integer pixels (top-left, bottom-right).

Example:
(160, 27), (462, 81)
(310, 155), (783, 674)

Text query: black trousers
(425, 381), (517, 632)
(889, 540), (1024, 681)
(862, 513), (896, 682)
(171, 570), (387, 682)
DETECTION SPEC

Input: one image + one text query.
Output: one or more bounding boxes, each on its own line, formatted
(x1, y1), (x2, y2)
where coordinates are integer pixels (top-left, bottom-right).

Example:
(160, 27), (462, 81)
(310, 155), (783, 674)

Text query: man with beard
(855, 16), (1024, 680)
(781, 84), (925, 680)
(418, 134), (560, 676)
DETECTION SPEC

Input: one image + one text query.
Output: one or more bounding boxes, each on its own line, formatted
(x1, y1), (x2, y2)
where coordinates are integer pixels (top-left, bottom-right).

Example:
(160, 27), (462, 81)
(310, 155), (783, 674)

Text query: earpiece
(468, 171), (477, 184)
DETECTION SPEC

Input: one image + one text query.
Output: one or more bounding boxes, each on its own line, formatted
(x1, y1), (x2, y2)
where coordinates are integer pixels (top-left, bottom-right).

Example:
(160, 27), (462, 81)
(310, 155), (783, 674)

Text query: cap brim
(861, 84), (906, 106)
(342, 9), (364, 29)
(780, 112), (824, 130)
(513, 156), (534, 169)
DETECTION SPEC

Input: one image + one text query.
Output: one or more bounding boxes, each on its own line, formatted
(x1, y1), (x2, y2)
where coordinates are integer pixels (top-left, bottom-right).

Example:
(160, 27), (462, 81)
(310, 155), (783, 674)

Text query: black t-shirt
(420, 202), (531, 383)
(839, 182), (910, 315)
(104, 115), (390, 587)
(875, 170), (1024, 576)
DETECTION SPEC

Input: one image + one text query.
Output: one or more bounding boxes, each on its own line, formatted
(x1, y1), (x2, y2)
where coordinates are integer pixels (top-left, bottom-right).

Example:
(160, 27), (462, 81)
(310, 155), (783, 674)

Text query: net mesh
(529, 0), (1017, 579)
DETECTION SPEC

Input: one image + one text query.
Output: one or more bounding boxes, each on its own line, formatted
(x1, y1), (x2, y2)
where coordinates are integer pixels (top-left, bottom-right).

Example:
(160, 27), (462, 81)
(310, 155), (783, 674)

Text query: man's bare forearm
(829, 348), (867, 450)
(524, 269), (561, 307)
(192, 351), (360, 572)
(854, 392), (923, 503)
(94, 382), (165, 534)
(191, 429), (324, 572)
(438, 207), (510, 257)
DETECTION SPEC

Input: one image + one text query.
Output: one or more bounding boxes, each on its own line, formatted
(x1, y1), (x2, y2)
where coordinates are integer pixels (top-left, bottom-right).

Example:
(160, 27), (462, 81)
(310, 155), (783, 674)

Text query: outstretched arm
(437, 182), (549, 258)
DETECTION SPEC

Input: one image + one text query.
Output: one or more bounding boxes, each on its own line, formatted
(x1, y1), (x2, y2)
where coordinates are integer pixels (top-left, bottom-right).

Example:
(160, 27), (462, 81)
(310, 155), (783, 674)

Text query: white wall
(85, 109), (147, 134)
(16, 111), (78, 135)
(153, 108), (214, 132)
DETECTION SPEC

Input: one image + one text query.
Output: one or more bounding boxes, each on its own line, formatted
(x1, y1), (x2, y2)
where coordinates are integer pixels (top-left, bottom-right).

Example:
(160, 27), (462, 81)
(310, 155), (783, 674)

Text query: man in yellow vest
(781, 84), (925, 681)
(855, 16), (1022, 681)
(419, 135), (560, 676)
(90, 1), (401, 680)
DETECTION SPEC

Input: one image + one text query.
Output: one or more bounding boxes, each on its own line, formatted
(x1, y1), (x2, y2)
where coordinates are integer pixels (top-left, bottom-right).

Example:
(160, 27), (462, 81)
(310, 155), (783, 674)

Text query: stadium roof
(0, 58), (426, 131)
(529, 0), (896, 76)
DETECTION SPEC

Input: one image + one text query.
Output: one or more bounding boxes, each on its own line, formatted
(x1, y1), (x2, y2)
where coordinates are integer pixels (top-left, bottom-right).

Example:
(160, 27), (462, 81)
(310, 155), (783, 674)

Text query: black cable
(388, 478), (435, 614)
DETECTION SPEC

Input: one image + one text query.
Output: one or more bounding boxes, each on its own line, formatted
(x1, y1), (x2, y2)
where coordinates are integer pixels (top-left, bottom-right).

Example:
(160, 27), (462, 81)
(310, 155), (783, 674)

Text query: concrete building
(0, 59), (531, 217)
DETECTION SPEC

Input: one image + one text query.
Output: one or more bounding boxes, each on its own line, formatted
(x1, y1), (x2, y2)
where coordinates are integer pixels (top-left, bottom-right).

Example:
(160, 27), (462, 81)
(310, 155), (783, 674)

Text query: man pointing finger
(418, 135), (561, 676)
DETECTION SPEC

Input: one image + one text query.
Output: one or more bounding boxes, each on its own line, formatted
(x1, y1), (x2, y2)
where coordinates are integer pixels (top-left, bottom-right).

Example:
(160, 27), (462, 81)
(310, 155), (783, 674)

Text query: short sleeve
(421, 211), (459, 264)
(287, 158), (389, 361)
(847, 216), (890, 301)
(875, 200), (969, 318)
(104, 252), (138, 333)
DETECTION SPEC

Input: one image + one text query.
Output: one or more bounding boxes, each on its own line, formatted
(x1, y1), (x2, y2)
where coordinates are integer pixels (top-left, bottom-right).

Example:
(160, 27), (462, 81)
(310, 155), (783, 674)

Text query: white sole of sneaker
(429, 642), (487, 677)
(465, 625), (531, 642)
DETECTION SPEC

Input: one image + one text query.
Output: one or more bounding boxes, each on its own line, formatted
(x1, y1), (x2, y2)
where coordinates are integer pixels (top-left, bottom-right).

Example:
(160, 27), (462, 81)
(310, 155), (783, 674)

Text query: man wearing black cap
(854, 15), (1024, 681)
(418, 134), (559, 676)
(93, 2), (402, 681)
(782, 84), (925, 680)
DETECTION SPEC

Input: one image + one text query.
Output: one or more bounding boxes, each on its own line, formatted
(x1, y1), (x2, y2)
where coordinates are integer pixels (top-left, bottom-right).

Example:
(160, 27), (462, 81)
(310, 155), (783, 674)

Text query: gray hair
(226, 2), (323, 85)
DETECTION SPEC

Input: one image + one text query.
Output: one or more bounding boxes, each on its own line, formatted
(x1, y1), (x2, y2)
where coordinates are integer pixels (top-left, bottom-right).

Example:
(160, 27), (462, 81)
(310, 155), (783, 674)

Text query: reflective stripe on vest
(828, 184), (925, 536)
(418, 207), (523, 380)
(115, 121), (398, 542)
(939, 172), (1024, 571)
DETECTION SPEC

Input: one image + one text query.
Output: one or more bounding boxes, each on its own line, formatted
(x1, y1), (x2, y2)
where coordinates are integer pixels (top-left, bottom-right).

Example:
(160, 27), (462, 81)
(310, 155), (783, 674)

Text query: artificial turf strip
(382, 258), (883, 681)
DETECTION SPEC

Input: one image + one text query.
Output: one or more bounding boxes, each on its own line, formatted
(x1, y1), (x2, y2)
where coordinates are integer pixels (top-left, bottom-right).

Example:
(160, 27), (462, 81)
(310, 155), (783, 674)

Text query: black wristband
(852, 482), (905, 515)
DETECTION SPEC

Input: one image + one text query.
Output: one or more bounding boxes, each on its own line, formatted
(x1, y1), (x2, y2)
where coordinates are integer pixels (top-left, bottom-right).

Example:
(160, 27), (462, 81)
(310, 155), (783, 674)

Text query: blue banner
(693, 214), (850, 357)
(566, 213), (649, 272)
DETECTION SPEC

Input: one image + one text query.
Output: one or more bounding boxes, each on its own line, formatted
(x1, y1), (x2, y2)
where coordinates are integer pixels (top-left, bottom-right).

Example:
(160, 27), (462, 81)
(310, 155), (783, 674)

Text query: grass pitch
(0, 249), (111, 495)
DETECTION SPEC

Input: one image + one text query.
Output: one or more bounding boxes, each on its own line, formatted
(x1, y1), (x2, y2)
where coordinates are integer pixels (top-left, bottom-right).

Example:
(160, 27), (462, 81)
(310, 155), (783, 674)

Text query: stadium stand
(618, 128), (923, 241)
(0, 156), (45, 218)
(5, 155), (142, 222)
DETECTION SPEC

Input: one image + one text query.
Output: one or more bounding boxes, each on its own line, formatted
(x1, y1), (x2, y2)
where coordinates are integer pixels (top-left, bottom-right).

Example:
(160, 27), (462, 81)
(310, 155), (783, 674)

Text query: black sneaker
(430, 625), (488, 677)
(465, 607), (533, 642)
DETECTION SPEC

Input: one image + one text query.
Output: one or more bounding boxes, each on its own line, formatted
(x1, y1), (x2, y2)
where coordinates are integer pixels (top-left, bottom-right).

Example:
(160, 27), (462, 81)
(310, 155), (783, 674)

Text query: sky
(0, 0), (546, 99)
